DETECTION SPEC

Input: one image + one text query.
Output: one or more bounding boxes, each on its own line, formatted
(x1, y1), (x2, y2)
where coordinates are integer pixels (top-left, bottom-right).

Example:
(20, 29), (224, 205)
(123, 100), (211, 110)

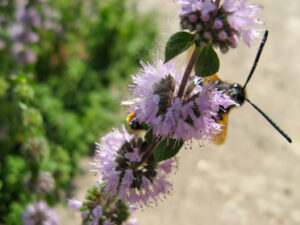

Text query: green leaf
(80, 206), (88, 212)
(164, 32), (194, 63)
(140, 122), (149, 130)
(195, 43), (220, 77)
(145, 129), (154, 144)
(154, 138), (184, 162)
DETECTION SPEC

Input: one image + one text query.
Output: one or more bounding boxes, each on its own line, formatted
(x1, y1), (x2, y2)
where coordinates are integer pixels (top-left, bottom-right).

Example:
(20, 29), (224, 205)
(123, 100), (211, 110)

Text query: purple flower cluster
(92, 126), (177, 207)
(223, 0), (263, 46)
(41, 4), (62, 32)
(68, 188), (139, 225)
(22, 201), (58, 225)
(10, 6), (41, 64)
(69, 202), (108, 225)
(27, 171), (55, 194)
(176, 0), (263, 52)
(9, 1), (61, 64)
(127, 60), (233, 142)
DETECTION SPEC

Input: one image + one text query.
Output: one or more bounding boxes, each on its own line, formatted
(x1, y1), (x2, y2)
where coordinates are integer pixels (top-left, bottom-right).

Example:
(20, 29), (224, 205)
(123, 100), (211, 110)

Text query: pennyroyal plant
(22, 201), (59, 225)
(68, 187), (139, 225)
(92, 126), (178, 207)
(69, 0), (266, 224)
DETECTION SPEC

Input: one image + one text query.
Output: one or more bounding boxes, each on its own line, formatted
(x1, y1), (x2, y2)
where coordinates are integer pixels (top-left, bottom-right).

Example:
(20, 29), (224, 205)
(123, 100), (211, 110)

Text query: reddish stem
(139, 137), (161, 166)
(177, 48), (199, 99)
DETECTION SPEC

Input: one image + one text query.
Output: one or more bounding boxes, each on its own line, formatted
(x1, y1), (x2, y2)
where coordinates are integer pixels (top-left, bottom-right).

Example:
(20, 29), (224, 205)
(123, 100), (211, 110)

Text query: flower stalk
(139, 137), (161, 167)
(177, 47), (199, 98)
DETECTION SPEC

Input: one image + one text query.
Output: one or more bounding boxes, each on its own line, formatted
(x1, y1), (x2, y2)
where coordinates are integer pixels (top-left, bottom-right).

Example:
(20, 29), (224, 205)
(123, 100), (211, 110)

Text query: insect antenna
(245, 98), (292, 143)
(243, 30), (269, 89)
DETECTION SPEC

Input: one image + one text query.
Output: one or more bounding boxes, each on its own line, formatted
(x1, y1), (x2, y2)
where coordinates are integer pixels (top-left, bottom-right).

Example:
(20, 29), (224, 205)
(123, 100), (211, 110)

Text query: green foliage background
(0, 0), (157, 224)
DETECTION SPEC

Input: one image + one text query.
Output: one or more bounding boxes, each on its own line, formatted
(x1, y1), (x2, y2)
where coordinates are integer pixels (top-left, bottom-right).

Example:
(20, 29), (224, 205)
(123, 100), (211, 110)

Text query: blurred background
(1, 0), (299, 225)
(0, 0), (157, 224)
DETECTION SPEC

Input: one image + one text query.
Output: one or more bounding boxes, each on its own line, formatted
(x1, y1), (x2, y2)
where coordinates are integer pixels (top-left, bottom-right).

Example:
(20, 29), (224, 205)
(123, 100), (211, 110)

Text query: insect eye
(214, 80), (221, 85)
(232, 83), (240, 88)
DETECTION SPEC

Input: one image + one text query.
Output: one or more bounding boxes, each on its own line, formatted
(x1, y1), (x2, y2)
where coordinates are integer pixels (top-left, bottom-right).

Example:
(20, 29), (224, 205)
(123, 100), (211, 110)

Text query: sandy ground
(58, 1), (300, 224)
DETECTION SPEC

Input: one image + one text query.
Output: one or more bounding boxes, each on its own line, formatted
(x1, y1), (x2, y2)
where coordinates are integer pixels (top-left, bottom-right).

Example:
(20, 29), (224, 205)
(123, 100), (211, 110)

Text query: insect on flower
(199, 30), (292, 144)
(126, 112), (147, 136)
(124, 59), (234, 142)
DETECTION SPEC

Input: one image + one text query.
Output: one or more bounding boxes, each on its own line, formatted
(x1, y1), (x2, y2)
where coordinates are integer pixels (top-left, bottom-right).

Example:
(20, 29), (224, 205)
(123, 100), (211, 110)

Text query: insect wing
(211, 112), (228, 145)
(202, 73), (228, 145)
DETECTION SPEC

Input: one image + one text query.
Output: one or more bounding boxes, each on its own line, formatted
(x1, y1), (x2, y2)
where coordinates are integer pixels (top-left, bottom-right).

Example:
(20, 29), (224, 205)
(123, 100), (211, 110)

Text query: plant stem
(177, 47), (199, 99)
(138, 137), (161, 167)
(215, 0), (220, 8)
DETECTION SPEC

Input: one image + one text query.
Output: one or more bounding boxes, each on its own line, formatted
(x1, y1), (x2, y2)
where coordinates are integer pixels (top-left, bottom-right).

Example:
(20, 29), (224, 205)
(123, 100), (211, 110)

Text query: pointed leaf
(195, 44), (220, 77)
(164, 32), (194, 63)
(154, 138), (184, 162)
(145, 129), (154, 144)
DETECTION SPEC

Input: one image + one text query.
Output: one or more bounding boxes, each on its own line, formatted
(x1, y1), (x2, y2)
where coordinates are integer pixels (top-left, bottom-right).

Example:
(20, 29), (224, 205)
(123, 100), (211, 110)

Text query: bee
(126, 112), (147, 135)
(200, 30), (292, 144)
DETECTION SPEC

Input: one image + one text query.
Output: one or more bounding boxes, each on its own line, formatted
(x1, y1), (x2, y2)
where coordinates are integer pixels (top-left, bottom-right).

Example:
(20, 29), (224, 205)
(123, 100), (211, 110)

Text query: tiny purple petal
(68, 198), (83, 210)
(125, 147), (141, 163)
(92, 205), (103, 219)
(201, 13), (210, 22)
(213, 19), (223, 29)
(11, 43), (37, 64)
(229, 34), (238, 48)
(189, 14), (198, 23)
(218, 30), (228, 40)
(119, 169), (135, 200)
(195, 24), (202, 31)
(126, 218), (139, 225)
(199, 0), (216, 15)
(204, 31), (212, 39)
(81, 210), (89, 219)
(17, 7), (41, 27)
